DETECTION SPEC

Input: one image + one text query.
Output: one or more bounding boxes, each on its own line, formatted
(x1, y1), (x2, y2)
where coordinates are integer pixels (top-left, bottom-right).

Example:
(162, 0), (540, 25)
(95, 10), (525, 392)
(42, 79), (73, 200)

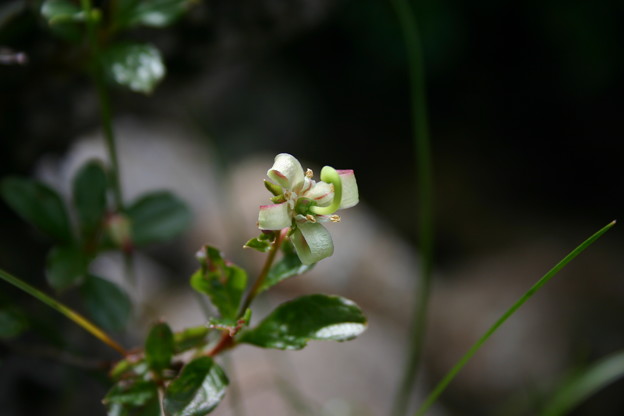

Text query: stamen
(305, 168), (314, 178)
(306, 214), (317, 223)
(330, 215), (341, 223)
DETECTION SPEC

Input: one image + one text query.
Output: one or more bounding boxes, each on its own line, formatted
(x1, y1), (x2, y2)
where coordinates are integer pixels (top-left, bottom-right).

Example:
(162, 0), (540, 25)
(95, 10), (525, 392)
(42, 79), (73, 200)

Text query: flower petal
(291, 222), (334, 265)
(338, 170), (359, 209)
(304, 181), (334, 207)
(258, 203), (291, 230)
(267, 153), (304, 191)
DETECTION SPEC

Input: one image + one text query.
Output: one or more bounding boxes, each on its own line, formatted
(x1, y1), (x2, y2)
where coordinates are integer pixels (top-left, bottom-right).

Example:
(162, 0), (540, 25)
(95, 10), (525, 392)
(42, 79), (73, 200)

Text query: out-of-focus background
(1, 0), (623, 415)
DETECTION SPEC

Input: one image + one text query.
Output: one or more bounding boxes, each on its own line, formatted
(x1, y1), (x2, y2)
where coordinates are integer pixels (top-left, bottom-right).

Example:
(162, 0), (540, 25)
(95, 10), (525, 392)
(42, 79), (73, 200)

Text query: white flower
(258, 153), (359, 265)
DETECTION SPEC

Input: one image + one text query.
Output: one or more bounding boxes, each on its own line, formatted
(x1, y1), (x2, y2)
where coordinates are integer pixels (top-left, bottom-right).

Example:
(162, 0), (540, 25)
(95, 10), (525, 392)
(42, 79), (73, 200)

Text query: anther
(305, 168), (314, 178)
(306, 214), (317, 223)
(330, 215), (341, 223)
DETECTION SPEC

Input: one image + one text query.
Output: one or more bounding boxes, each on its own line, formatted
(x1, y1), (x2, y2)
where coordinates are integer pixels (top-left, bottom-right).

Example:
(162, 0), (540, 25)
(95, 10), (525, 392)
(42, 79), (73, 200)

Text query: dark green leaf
(126, 191), (191, 246)
(1, 177), (72, 243)
(259, 240), (314, 293)
(46, 245), (88, 290)
(164, 356), (228, 416)
(243, 236), (271, 252)
(145, 321), (174, 373)
(117, 0), (192, 29)
(110, 358), (150, 381)
(72, 160), (108, 241)
(0, 307), (28, 339)
(238, 294), (367, 350)
(173, 326), (210, 354)
(40, 0), (86, 42)
(190, 246), (247, 320)
(104, 380), (159, 407)
(81, 275), (131, 331)
(101, 43), (166, 94)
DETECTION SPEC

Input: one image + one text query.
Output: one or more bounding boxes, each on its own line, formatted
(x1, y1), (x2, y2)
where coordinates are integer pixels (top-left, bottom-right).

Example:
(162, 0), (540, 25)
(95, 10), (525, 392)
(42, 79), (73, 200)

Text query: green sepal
(145, 321), (174, 373)
(1, 176), (73, 244)
(258, 240), (313, 293)
(190, 246), (247, 320)
(264, 179), (282, 196)
(238, 294), (367, 350)
(163, 356), (228, 416)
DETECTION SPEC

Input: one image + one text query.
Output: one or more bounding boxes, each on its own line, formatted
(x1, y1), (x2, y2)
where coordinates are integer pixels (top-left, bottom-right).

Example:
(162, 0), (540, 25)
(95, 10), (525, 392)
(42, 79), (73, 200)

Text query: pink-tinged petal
(337, 170), (359, 209)
(258, 203), (291, 230)
(267, 153), (304, 191)
(303, 181), (334, 207)
(291, 222), (334, 265)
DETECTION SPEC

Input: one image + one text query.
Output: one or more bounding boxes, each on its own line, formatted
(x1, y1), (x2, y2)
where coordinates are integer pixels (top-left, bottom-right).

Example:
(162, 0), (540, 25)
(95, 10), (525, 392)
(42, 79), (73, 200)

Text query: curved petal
(291, 222), (334, 265)
(304, 181), (334, 207)
(267, 153), (304, 191)
(258, 203), (291, 230)
(337, 170), (359, 209)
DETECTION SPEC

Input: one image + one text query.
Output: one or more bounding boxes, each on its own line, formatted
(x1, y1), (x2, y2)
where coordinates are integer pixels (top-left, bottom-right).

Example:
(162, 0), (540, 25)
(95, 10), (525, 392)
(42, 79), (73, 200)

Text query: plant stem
(0, 269), (127, 356)
(390, 0), (434, 414)
(414, 220), (616, 416)
(207, 229), (286, 357)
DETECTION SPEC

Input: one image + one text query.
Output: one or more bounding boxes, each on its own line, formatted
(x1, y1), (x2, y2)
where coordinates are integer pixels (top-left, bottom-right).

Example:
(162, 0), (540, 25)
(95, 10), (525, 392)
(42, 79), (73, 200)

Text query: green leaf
(126, 191), (191, 246)
(173, 326), (210, 354)
(145, 321), (174, 373)
(238, 294), (367, 350)
(207, 309), (251, 336)
(190, 246), (247, 320)
(46, 245), (88, 290)
(259, 240), (314, 293)
(541, 350), (624, 416)
(101, 43), (166, 94)
(118, 0), (192, 29)
(163, 356), (228, 416)
(72, 160), (108, 241)
(40, 0), (86, 42)
(104, 380), (160, 416)
(1, 177), (72, 243)
(243, 236), (272, 252)
(81, 275), (131, 332)
(0, 307), (28, 339)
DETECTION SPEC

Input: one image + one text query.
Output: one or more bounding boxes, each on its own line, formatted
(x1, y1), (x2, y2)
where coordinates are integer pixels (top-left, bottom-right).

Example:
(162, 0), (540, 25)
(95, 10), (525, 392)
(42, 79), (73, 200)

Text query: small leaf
(81, 275), (131, 331)
(0, 307), (28, 339)
(190, 246), (247, 320)
(207, 309), (251, 336)
(243, 236), (271, 252)
(72, 160), (108, 241)
(145, 321), (174, 373)
(173, 326), (210, 354)
(101, 42), (166, 94)
(118, 0), (192, 29)
(46, 245), (88, 290)
(1, 177), (72, 243)
(238, 294), (367, 350)
(163, 356), (228, 416)
(104, 380), (159, 407)
(40, 0), (86, 42)
(126, 191), (191, 246)
(259, 240), (314, 293)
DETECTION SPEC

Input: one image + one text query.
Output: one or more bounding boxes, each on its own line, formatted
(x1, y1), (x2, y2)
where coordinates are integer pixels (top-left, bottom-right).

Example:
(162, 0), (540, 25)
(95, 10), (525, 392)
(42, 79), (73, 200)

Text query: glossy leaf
(238, 294), (367, 350)
(190, 246), (247, 320)
(81, 275), (131, 331)
(145, 321), (174, 373)
(126, 191), (191, 246)
(259, 240), (314, 293)
(104, 380), (160, 416)
(173, 326), (210, 354)
(72, 160), (108, 240)
(0, 307), (28, 339)
(118, 0), (191, 29)
(40, 0), (86, 42)
(1, 177), (72, 243)
(164, 356), (228, 416)
(101, 43), (165, 94)
(46, 245), (88, 290)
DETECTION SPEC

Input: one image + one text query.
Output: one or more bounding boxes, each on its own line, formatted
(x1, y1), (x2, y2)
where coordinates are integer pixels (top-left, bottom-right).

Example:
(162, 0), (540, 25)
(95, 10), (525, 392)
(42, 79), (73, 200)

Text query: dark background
(1, 0), (623, 415)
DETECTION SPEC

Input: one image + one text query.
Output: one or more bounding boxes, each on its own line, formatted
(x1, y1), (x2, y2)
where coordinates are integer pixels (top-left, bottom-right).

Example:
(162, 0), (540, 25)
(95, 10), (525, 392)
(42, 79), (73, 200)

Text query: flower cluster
(258, 153), (359, 265)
